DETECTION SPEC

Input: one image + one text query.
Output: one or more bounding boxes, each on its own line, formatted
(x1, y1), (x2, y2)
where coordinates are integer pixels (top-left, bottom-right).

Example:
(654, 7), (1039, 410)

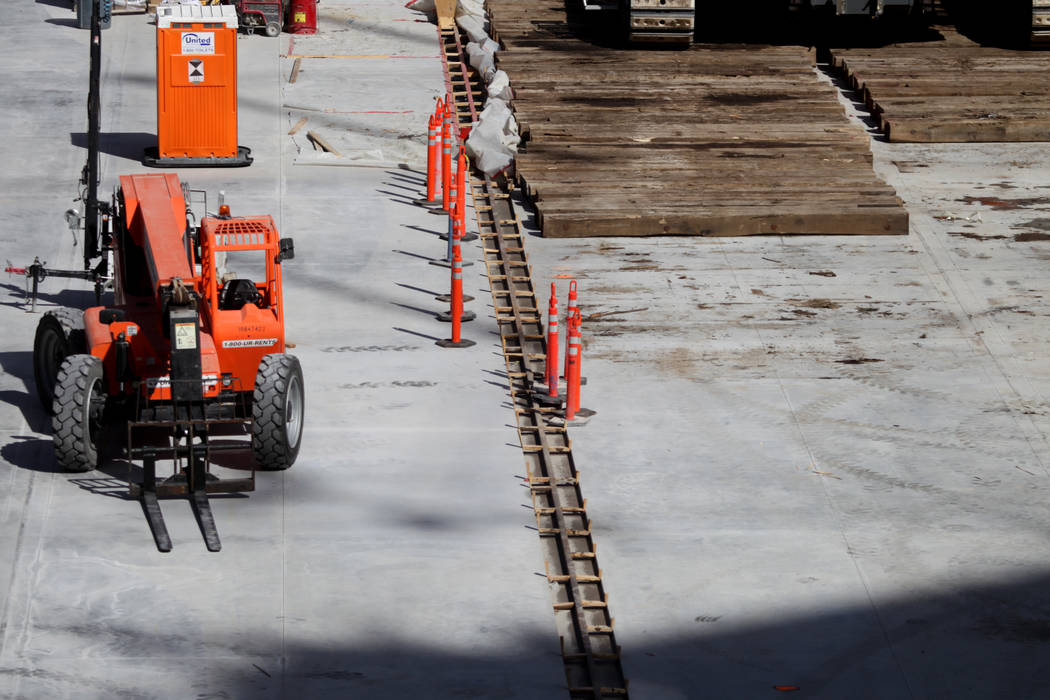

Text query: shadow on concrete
(71, 131), (155, 164)
(0, 283), (98, 312)
(816, 64), (887, 141)
(36, 0), (73, 8)
(390, 301), (439, 319)
(948, 0), (1036, 48)
(392, 326), (441, 342)
(8, 570), (1050, 697)
(395, 282), (442, 297)
(0, 436), (57, 473)
(387, 169), (425, 186)
(44, 17), (80, 29)
(0, 351), (50, 433)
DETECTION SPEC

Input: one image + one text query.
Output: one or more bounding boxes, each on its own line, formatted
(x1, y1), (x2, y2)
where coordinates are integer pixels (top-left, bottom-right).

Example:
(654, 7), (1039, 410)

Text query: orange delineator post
(423, 115), (440, 205)
(565, 309), (582, 420)
(436, 205), (477, 349)
(570, 309), (583, 414)
(440, 117), (453, 212)
(450, 245), (466, 341)
(455, 146), (467, 235)
(546, 285), (560, 397)
(563, 280), (578, 379)
(148, 4), (250, 167)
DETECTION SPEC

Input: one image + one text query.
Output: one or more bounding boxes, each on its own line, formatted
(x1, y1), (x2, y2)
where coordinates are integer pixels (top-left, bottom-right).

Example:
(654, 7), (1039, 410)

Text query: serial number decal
(222, 338), (278, 349)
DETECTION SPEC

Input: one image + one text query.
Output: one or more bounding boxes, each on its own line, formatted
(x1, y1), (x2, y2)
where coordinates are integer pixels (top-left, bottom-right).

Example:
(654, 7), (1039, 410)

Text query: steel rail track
(436, 20), (630, 700)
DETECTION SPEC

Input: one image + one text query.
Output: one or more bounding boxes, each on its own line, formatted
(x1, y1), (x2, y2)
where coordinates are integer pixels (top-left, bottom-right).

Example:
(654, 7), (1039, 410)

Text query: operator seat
(218, 278), (263, 310)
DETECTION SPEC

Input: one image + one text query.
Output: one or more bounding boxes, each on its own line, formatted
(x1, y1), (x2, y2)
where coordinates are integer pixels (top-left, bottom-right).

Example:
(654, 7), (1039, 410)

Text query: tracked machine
(580, 0), (926, 46)
(590, 1), (1049, 47)
(21, 1), (303, 552)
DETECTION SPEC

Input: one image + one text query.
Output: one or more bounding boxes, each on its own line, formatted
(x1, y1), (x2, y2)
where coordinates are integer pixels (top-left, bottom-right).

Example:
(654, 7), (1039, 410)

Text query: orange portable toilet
(144, 4), (252, 167)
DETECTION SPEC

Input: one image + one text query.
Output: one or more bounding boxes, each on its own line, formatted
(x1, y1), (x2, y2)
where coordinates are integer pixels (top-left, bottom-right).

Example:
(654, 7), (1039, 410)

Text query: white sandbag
(465, 41), (496, 81)
(487, 70), (512, 101)
(404, 0), (436, 15)
(456, 0), (486, 19)
(456, 13), (489, 44)
(466, 98), (520, 176)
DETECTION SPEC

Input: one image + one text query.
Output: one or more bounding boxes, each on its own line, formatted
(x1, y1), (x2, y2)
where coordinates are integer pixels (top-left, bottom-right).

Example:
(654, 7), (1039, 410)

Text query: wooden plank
(306, 130), (342, 156)
(435, 0), (458, 30)
(884, 119), (1050, 143)
(538, 208), (909, 238)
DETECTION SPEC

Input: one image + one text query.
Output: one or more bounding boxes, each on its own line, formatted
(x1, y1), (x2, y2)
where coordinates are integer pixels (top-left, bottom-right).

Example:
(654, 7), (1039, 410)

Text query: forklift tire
(33, 308), (86, 414)
(52, 354), (106, 473)
(252, 354), (304, 470)
(265, 21), (281, 37)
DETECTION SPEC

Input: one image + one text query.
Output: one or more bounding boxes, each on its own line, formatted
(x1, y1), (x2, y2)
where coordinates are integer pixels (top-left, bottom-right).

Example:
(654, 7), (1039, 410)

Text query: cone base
(534, 392), (564, 407)
(438, 310), (476, 323)
(439, 232), (479, 243)
(436, 338), (477, 348)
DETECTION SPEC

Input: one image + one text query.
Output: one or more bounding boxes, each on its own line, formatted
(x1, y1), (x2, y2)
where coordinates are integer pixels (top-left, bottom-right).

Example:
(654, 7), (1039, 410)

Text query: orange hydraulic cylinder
(156, 6), (239, 159)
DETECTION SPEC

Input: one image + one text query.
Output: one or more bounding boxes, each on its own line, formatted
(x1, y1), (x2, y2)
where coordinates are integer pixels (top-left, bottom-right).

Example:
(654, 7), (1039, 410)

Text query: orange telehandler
(21, 2), (303, 551)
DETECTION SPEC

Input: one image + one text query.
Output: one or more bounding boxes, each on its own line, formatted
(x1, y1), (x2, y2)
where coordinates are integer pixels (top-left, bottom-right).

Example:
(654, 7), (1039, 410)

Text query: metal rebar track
(472, 178), (629, 698)
(434, 19), (630, 699)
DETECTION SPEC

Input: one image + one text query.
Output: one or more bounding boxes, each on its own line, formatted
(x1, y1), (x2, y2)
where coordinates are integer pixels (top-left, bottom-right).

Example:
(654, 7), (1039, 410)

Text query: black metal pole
(83, 0), (102, 267)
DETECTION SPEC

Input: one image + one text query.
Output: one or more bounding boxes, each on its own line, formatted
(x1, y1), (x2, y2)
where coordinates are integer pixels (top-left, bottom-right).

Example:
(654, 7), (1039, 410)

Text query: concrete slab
(7, 2), (1050, 698)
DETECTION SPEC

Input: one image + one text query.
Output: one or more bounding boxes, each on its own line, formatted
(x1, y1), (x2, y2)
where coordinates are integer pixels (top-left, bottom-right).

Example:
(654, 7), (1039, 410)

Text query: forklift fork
(129, 415), (254, 553)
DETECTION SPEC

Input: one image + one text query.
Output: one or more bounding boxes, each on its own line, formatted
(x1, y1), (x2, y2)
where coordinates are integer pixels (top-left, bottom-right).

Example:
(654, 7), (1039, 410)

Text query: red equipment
(286, 0), (318, 34)
(234, 0), (286, 37)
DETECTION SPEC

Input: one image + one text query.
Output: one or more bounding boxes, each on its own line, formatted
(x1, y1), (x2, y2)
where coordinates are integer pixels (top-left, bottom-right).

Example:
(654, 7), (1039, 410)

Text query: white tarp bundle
(403, 0), (436, 14)
(457, 2), (518, 175)
(406, 0), (520, 176)
(467, 98), (519, 176)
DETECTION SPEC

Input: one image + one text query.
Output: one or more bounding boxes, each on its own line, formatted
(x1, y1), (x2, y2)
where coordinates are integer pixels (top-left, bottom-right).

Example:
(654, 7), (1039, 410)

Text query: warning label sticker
(174, 323), (197, 350)
(188, 59), (204, 84)
(181, 31), (215, 55)
(222, 338), (278, 349)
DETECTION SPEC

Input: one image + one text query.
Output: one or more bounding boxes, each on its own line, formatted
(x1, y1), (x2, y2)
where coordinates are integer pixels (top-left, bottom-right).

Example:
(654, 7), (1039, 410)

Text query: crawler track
(439, 20), (630, 700)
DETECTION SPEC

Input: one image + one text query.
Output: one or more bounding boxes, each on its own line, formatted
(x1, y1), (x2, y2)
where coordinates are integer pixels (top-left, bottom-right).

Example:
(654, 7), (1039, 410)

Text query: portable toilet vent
(144, 4), (252, 167)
